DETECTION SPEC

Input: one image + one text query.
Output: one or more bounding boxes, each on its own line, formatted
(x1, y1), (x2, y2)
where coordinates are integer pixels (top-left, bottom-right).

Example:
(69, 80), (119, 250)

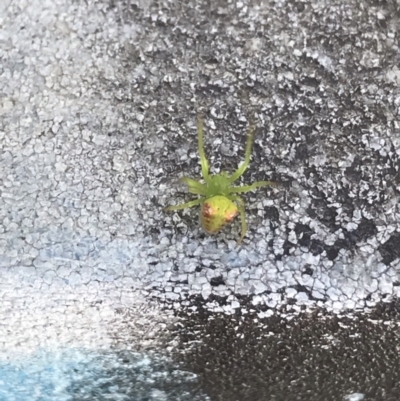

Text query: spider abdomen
(200, 195), (239, 234)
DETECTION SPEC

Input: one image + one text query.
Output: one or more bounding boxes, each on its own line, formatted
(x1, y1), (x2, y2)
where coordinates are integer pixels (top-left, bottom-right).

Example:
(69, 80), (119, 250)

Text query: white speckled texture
(1, 0), (399, 343)
(2, 0), (400, 399)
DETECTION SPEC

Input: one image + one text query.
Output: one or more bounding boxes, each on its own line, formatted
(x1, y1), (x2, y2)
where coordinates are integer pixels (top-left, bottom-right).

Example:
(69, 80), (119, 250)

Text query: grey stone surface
(1, 0), (400, 399)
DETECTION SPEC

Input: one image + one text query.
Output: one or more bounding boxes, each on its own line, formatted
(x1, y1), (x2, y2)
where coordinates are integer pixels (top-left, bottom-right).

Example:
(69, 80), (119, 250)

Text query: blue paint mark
(0, 349), (209, 401)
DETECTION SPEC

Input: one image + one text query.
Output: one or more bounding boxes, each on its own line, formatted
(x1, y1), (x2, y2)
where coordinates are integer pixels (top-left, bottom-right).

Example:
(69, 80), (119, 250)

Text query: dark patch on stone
(302, 265), (314, 276)
(324, 218), (377, 261)
(299, 125), (313, 136)
(295, 223), (313, 245)
(282, 239), (296, 256)
(300, 76), (320, 88)
(170, 278), (189, 285)
(348, 217), (378, 243)
(345, 158), (363, 183)
(309, 239), (325, 256)
(306, 192), (339, 231)
(294, 1), (305, 12)
(263, 206), (280, 221)
(292, 284), (321, 301)
(325, 244), (340, 261)
(320, 206), (338, 229)
(378, 232), (400, 265)
(295, 142), (309, 160)
(207, 294), (229, 306)
(210, 276), (225, 287)
(293, 223), (324, 255)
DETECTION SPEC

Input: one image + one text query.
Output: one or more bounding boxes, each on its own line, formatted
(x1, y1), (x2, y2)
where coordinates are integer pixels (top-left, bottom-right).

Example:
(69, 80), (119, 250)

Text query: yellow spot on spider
(201, 195), (239, 234)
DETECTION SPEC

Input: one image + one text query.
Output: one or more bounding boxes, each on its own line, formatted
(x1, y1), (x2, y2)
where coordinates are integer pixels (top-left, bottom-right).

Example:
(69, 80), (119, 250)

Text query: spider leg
(180, 177), (207, 195)
(229, 195), (247, 244)
(230, 180), (274, 193)
(197, 116), (212, 184)
(229, 124), (255, 183)
(164, 198), (203, 211)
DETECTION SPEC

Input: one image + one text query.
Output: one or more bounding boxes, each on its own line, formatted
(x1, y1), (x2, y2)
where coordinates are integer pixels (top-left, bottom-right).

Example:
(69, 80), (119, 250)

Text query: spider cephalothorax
(165, 116), (273, 243)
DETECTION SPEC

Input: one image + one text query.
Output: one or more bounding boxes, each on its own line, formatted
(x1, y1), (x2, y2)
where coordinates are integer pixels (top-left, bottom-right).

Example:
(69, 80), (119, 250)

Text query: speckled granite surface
(1, 0), (400, 400)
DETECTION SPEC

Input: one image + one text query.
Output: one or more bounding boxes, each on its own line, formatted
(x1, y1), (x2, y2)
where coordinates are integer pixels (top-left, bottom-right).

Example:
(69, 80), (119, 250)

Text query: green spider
(164, 116), (273, 244)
